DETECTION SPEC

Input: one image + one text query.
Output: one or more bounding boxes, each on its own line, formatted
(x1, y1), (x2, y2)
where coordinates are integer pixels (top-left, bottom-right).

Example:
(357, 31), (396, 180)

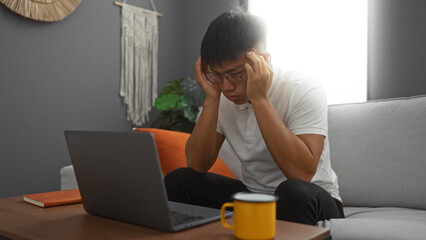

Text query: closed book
(23, 189), (81, 208)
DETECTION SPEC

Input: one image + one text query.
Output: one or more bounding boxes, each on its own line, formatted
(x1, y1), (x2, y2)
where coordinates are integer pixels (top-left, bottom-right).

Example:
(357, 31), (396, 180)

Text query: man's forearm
(251, 98), (320, 182)
(186, 99), (222, 172)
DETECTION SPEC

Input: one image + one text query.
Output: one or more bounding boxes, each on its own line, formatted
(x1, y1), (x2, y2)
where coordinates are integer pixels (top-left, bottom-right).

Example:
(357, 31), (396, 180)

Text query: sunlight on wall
(249, 0), (368, 104)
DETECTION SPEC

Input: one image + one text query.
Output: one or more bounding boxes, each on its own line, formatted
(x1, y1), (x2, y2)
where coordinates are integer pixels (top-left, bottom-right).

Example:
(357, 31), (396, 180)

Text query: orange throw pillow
(133, 128), (236, 179)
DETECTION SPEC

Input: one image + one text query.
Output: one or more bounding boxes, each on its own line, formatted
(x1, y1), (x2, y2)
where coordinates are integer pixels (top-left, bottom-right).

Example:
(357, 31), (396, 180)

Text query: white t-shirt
(216, 68), (341, 201)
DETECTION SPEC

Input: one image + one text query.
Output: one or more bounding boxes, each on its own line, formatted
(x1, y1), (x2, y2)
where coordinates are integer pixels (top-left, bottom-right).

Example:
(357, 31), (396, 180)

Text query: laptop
(64, 130), (232, 232)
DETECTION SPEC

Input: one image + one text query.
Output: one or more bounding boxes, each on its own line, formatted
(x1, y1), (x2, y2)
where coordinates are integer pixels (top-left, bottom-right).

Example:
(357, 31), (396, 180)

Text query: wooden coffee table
(0, 196), (330, 240)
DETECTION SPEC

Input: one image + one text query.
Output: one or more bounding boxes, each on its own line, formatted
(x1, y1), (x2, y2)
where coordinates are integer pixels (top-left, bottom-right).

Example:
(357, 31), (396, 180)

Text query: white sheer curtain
(249, 0), (368, 104)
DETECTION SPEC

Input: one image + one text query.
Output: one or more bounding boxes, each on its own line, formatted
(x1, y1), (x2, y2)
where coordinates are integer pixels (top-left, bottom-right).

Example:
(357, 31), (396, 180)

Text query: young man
(164, 11), (344, 225)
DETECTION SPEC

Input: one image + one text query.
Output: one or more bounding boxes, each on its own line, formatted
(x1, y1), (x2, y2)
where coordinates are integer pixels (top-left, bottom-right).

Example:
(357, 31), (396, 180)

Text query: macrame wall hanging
(116, 0), (161, 126)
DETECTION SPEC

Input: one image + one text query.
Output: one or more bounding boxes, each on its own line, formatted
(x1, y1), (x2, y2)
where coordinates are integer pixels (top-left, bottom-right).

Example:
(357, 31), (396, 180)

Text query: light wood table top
(0, 196), (330, 240)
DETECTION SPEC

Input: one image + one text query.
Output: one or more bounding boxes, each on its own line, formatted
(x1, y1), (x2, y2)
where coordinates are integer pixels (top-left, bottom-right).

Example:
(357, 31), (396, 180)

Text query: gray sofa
(60, 95), (426, 239)
(321, 94), (426, 240)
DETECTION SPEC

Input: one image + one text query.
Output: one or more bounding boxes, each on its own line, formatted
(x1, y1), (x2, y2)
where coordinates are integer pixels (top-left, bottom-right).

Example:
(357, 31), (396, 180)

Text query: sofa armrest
(60, 165), (78, 190)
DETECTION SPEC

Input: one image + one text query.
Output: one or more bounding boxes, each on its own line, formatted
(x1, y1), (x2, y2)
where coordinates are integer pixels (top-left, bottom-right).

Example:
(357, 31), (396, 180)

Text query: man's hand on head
(244, 51), (274, 103)
(195, 58), (221, 102)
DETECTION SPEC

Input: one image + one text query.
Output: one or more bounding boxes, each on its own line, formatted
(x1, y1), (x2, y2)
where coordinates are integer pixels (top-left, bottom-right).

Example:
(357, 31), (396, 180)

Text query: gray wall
(368, 0), (426, 100)
(0, 0), (238, 198)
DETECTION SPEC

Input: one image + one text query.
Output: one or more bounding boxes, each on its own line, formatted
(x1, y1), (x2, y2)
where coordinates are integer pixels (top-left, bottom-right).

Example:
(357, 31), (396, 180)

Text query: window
(249, 0), (368, 104)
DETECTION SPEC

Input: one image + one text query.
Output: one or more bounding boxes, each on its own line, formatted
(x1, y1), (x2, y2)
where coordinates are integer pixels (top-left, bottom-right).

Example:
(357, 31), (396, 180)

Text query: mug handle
(221, 202), (234, 230)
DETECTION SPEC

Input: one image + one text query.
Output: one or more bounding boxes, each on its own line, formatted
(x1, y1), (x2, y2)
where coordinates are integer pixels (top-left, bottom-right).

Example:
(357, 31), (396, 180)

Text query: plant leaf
(154, 93), (185, 111)
(152, 77), (202, 133)
(182, 77), (205, 108)
(176, 98), (189, 110)
(159, 78), (183, 95)
(183, 106), (196, 122)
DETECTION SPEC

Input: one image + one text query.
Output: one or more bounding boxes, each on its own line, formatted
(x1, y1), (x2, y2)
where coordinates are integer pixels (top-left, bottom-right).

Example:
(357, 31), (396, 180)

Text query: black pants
(164, 168), (345, 225)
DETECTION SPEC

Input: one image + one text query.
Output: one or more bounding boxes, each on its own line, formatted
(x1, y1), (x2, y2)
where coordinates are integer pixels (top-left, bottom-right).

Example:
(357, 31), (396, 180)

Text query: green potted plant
(150, 77), (205, 133)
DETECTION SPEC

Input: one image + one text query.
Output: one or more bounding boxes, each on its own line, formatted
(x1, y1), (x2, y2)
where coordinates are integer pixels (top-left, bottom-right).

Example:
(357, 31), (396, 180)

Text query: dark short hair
(201, 11), (267, 67)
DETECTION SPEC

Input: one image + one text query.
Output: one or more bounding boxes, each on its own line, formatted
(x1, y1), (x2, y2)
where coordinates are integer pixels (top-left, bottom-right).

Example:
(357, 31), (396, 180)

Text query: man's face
(209, 55), (250, 105)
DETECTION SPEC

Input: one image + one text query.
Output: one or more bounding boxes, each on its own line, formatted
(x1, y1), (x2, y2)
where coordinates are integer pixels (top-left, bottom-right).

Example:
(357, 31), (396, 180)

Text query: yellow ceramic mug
(221, 192), (278, 240)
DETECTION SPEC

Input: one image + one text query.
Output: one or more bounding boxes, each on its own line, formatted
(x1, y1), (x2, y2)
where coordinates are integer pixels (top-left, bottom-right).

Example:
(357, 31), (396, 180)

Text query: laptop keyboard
(170, 211), (203, 226)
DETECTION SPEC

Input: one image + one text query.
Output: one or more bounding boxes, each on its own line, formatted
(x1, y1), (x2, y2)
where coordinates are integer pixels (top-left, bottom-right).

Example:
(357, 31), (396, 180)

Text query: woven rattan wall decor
(0, 0), (81, 22)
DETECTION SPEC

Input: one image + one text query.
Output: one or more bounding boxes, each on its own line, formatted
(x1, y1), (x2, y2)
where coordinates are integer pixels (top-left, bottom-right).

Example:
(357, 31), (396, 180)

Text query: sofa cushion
(133, 128), (235, 179)
(320, 207), (426, 240)
(328, 95), (426, 209)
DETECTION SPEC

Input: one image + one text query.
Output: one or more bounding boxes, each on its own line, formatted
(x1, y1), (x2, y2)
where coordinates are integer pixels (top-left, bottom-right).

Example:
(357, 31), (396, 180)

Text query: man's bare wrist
(203, 97), (220, 107)
(250, 97), (272, 111)
(249, 96), (269, 105)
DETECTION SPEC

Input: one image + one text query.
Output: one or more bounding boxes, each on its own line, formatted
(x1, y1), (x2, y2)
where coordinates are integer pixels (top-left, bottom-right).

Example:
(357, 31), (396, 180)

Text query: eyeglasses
(205, 66), (245, 85)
